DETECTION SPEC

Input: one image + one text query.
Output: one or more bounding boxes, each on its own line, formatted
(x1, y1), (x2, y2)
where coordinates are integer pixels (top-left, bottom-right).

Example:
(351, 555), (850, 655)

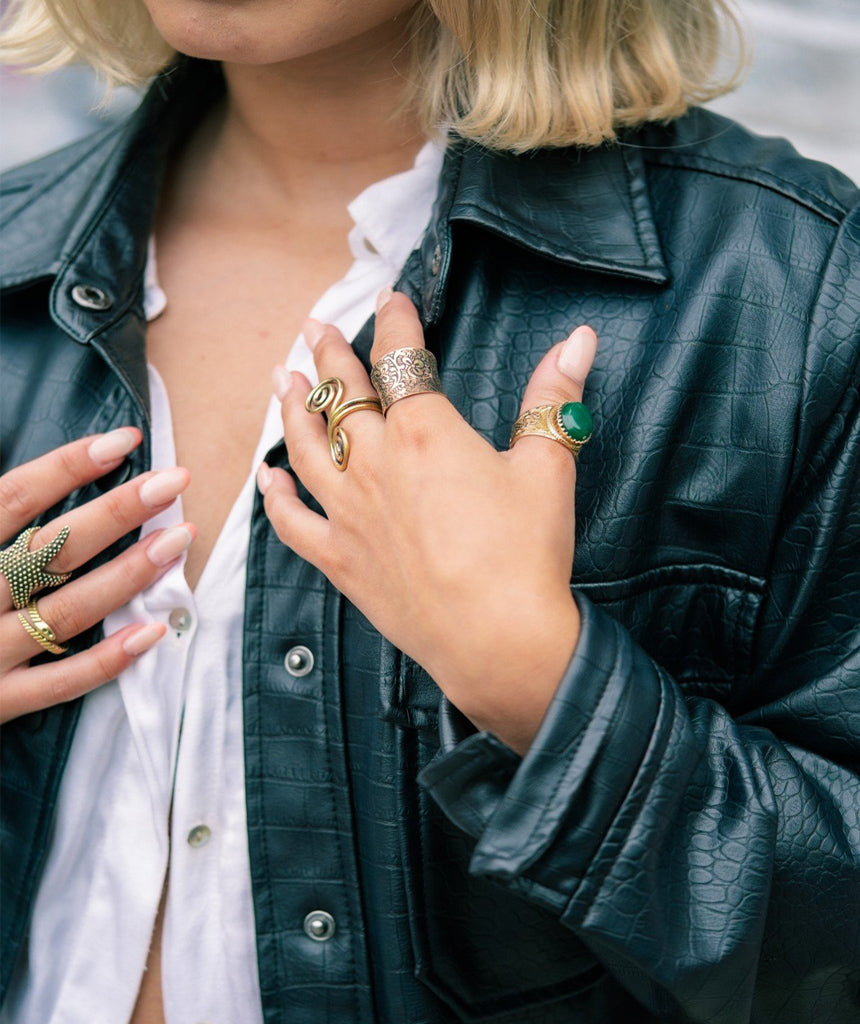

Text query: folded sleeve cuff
(418, 591), (664, 894)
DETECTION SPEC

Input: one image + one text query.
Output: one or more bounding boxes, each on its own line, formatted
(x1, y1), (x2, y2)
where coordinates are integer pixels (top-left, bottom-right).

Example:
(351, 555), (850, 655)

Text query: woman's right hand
(0, 428), (195, 724)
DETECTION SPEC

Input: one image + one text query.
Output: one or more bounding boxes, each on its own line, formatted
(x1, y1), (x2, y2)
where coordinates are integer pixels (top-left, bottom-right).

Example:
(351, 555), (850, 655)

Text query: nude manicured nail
(557, 326), (598, 383)
(139, 467), (188, 508)
(272, 365), (292, 401)
(122, 622), (166, 657)
(302, 318), (325, 350)
(146, 525), (193, 567)
(257, 463), (273, 495)
(376, 286), (394, 313)
(88, 428), (139, 466)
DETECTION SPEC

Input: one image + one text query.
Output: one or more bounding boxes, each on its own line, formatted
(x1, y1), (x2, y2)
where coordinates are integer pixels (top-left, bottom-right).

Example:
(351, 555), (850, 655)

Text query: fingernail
(88, 428), (139, 466)
(123, 622), (166, 657)
(146, 525), (194, 566)
(557, 326), (598, 382)
(139, 467), (188, 508)
(302, 318), (325, 350)
(257, 462), (272, 495)
(376, 286), (394, 314)
(272, 365), (292, 401)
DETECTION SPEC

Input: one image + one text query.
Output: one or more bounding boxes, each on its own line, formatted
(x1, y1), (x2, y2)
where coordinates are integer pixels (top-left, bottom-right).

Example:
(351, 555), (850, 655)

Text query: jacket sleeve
(417, 210), (860, 1023)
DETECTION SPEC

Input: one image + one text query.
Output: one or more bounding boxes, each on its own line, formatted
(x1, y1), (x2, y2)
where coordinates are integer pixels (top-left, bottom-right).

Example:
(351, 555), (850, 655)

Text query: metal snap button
(187, 825), (212, 848)
(70, 284), (113, 311)
(168, 608), (193, 633)
(284, 645), (314, 677)
(303, 910), (336, 942)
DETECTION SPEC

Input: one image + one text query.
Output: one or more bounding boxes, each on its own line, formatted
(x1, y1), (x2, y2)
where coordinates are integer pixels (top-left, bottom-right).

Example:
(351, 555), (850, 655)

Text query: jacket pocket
(391, 704), (602, 1022)
(575, 563), (764, 702)
(381, 565), (765, 1019)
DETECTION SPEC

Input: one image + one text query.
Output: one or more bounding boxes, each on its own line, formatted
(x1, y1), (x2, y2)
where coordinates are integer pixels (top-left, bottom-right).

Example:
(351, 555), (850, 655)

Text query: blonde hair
(0, 0), (744, 151)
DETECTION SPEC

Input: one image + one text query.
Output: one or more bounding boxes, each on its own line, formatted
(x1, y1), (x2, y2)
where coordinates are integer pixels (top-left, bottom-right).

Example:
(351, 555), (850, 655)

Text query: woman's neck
(185, 16), (427, 227)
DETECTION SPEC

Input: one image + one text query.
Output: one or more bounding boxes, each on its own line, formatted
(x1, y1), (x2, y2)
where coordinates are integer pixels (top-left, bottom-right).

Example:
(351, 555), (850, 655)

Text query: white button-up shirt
(2, 136), (445, 1024)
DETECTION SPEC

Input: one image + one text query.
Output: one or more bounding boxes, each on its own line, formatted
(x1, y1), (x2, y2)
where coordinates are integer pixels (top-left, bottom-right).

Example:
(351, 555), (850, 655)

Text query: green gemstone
(558, 401), (593, 442)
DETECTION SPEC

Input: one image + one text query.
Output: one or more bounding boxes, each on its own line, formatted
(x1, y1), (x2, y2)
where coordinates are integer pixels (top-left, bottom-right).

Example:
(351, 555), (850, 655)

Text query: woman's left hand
(259, 290), (597, 754)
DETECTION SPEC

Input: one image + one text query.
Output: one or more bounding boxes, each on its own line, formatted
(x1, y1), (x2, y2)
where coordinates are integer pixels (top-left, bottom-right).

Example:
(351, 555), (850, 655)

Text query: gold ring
(305, 377), (383, 470)
(370, 348), (444, 415)
(17, 598), (67, 655)
(509, 402), (594, 459)
(0, 525), (72, 609)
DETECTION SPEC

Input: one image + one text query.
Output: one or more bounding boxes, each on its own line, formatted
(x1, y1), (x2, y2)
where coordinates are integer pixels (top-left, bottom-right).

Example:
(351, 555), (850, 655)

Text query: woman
(0, 2), (858, 1023)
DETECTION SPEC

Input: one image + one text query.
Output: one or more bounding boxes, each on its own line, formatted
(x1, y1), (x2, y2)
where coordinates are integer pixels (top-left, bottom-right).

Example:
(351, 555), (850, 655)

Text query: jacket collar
(0, 62), (219, 333)
(0, 60), (669, 334)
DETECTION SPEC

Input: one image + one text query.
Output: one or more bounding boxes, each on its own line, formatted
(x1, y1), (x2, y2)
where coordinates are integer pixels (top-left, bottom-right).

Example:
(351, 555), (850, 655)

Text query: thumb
(510, 325), (598, 472)
(519, 325), (598, 416)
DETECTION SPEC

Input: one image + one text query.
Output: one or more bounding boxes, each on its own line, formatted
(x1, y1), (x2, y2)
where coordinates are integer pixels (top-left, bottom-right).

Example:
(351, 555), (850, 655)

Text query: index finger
(0, 428), (142, 544)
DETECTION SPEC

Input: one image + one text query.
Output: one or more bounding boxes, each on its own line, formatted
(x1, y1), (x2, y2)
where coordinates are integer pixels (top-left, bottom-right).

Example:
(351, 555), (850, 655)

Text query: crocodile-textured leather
(1, 60), (859, 1024)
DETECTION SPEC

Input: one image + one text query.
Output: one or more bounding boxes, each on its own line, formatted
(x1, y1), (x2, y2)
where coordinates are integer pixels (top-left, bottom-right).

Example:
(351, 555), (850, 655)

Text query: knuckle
(319, 540), (347, 582)
(314, 329), (343, 362)
(540, 383), (577, 406)
(124, 546), (158, 589)
(48, 665), (81, 706)
(56, 443), (82, 480)
(92, 643), (123, 683)
(371, 325), (400, 360)
(287, 432), (320, 473)
(0, 474), (38, 522)
(101, 488), (131, 529)
(41, 593), (79, 642)
(389, 412), (429, 453)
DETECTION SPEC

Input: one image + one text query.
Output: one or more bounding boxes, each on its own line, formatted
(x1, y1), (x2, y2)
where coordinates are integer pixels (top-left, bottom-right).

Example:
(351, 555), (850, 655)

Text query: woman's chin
(142, 0), (417, 67)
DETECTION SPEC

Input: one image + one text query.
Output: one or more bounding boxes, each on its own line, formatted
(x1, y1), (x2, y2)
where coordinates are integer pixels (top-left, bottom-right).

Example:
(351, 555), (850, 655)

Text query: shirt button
(303, 910), (336, 942)
(187, 825), (212, 848)
(284, 645), (314, 677)
(70, 283), (113, 311)
(168, 607), (193, 633)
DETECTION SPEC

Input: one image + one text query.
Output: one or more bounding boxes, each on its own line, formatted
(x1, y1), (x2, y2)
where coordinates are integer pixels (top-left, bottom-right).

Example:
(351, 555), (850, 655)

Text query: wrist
(448, 590), (581, 756)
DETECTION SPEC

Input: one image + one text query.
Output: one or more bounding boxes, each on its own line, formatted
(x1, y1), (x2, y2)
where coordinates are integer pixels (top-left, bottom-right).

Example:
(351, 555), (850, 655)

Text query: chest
(144, 226), (353, 588)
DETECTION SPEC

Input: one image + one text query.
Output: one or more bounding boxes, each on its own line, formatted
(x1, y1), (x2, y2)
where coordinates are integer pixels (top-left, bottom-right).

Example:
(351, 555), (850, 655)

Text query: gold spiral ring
(305, 377), (383, 471)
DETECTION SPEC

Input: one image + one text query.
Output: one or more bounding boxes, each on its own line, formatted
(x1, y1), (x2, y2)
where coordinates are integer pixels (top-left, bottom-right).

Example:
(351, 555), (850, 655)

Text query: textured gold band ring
(17, 598), (67, 655)
(509, 402), (594, 459)
(370, 348), (444, 415)
(0, 525), (72, 609)
(305, 377), (383, 471)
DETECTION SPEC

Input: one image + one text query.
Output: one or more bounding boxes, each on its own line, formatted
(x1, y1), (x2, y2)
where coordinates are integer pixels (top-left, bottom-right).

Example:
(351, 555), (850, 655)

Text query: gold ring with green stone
(509, 401), (594, 459)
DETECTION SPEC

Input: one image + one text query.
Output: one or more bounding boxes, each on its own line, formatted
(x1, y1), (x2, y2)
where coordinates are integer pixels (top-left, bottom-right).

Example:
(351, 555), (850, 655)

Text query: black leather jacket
(2, 63), (859, 1024)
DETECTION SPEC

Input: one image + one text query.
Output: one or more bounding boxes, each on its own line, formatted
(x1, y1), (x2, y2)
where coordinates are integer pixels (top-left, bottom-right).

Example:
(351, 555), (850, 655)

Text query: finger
(369, 288), (426, 362)
(510, 325), (598, 474)
(0, 466), (190, 614)
(370, 289), (455, 432)
(274, 368), (345, 500)
(257, 464), (333, 571)
(301, 318), (386, 442)
(303, 318), (375, 392)
(0, 427), (142, 543)
(0, 621), (166, 724)
(0, 524), (195, 671)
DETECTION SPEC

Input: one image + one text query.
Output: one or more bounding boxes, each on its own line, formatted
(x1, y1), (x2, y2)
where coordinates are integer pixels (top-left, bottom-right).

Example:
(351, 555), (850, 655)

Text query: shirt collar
(346, 134), (447, 271)
(0, 58), (669, 327)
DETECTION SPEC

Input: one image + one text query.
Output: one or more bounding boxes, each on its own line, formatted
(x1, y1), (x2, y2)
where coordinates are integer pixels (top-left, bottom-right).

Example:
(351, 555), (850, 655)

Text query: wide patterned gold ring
(370, 348), (444, 415)
(17, 598), (67, 655)
(305, 377), (383, 471)
(0, 525), (72, 609)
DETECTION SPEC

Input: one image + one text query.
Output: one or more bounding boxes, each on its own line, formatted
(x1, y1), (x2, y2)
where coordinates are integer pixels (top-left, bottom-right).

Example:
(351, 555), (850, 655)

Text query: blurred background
(1, 0), (859, 182)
